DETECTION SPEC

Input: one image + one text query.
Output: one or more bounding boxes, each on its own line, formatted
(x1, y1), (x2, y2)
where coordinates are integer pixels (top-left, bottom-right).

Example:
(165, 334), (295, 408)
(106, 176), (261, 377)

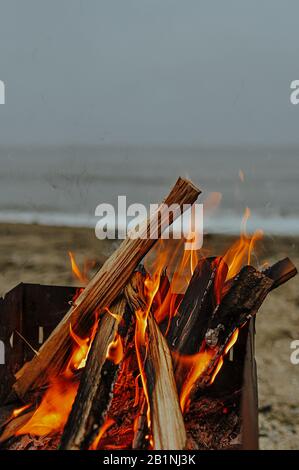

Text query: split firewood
(0, 410), (34, 444)
(59, 296), (129, 450)
(167, 257), (227, 356)
(128, 269), (186, 450)
(60, 270), (148, 450)
(144, 314), (186, 450)
(13, 177), (201, 399)
(166, 257), (227, 391)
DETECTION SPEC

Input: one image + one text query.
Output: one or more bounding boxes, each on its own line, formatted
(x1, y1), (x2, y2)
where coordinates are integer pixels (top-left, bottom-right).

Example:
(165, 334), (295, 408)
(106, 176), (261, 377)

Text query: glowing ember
(12, 404), (31, 418)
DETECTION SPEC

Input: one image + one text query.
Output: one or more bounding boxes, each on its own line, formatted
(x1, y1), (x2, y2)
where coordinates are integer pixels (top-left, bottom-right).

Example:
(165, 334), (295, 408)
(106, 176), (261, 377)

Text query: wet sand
(0, 223), (298, 449)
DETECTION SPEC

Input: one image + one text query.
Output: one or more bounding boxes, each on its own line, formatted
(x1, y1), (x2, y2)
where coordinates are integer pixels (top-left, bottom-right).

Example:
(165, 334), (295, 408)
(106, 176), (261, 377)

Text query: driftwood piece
(145, 314), (186, 450)
(13, 177), (201, 399)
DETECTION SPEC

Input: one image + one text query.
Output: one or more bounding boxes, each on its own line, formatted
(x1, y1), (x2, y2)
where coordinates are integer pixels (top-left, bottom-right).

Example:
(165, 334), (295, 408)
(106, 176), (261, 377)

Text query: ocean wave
(0, 210), (298, 235)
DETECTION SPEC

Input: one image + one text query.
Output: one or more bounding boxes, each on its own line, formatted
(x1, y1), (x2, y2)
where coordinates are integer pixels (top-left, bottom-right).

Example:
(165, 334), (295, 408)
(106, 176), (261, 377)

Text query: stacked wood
(13, 177), (201, 399)
(166, 257), (297, 403)
(61, 267), (186, 450)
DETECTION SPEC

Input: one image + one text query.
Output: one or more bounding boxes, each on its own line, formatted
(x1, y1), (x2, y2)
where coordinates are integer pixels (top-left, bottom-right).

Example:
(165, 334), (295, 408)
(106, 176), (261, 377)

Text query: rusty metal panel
(241, 319), (259, 450)
(0, 283), (78, 403)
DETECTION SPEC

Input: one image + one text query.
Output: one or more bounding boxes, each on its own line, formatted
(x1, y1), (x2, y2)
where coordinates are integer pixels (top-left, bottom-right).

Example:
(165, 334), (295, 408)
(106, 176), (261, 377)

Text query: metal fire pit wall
(0, 283), (259, 450)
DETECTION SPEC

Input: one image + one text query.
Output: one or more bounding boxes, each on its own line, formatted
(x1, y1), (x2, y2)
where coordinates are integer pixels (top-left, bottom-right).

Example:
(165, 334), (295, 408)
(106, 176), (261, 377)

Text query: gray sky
(0, 0), (298, 146)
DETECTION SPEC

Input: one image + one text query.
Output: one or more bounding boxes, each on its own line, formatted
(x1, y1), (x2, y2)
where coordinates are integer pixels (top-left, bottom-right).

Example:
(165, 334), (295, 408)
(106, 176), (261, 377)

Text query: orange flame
(224, 328), (239, 355)
(12, 404), (31, 418)
(14, 313), (98, 437)
(68, 251), (88, 284)
(223, 208), (263, 280)
(106, 333), (124, 365)
(178, 349), (214, 412)
(178, 328), (240, 412)
(15, 378), (78, 437)
(90, 418), (115, 450)
(209, 328), (240, 385)
(68, 251), (96, 285)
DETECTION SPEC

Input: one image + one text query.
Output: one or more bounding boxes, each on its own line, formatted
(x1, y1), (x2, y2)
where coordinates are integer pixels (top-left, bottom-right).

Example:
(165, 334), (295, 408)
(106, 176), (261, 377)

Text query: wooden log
(145, 314), (186, 450)
(128, 268), (186, 449)
(60, 271), (146, 450)
(59, 296), (128, 450)
(132, 397), (147, 450)
(13, 177), (201, 399)
(263, 257), (297, 290)
(224, 257), (297, 294)
(167, 257), (228, 356)
(195, 266), (274, 388)
(0, 410), (34, 444)
(165, 257), (227, 393)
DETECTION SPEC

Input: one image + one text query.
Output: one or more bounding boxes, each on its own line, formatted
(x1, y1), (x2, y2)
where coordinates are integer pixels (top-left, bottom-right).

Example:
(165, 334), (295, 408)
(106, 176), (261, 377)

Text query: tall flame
(223, 208), (263, 279)
(15, 314), (98, 437)
(68, 251), (88, 284)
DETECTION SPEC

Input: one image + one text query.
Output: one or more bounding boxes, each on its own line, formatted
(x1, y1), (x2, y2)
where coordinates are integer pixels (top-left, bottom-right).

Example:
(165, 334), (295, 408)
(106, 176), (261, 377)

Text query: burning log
(59, 296), (129, 450)
(167, 257), (227, 356)
(263, 257), (297, 290)
(144, 314), (186, 450)
(132, 398), (147, 449)
(13, 177), (201, 399)
(61, 265), (186, 450)
(187, 259), (297, 395)
(165, 257), (297, 412)
(60, 272), (146, 450)
(0, 410), (34, 444)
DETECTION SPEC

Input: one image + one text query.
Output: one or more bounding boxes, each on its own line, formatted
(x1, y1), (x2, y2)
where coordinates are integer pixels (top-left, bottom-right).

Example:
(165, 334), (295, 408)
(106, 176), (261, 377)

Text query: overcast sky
(0, 0), (298, 146)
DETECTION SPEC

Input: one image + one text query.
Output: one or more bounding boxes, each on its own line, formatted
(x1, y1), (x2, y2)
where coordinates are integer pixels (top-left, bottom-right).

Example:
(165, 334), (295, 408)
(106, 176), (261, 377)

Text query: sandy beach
(0, 223), (298, 449)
